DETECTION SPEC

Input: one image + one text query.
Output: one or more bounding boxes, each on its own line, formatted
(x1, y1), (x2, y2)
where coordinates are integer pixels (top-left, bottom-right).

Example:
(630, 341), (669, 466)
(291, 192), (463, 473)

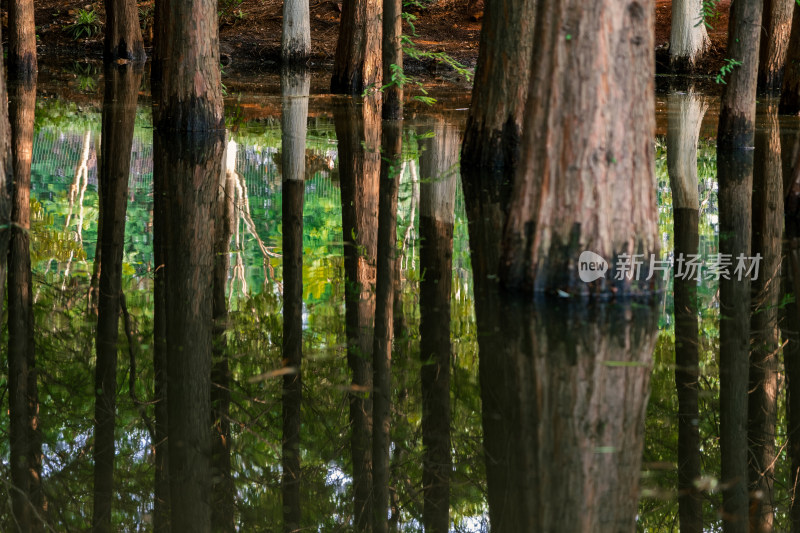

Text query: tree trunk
(747, 105), (782, 533)
(8, 0), (37, 79)
(758, 0), (794, 93)
(281, 0), (310, 64)
(780, 2), (800, 114)
(7, 74), (41, 533)
(330, 0), (381, 94)
(335, 97), (381, 531)
(210, 139), (236, 533)
(381, 0), (402, 119)
(153, 0), (223, 130)
(667, 89), (706, 533)
(281, 69), (309, 533)
(418, 118), (459, 533)
(372, 113), (398, 533)
(500, 0), (658, 296)
(157, 129), (225, 531)
(92, 63), (142, 533)
(670, 0), (710, 72)
(717, 2), (762, 531)
(104, 0), (146, 62)
(0, 22), (12, 331)
(782, 219), (800, 533)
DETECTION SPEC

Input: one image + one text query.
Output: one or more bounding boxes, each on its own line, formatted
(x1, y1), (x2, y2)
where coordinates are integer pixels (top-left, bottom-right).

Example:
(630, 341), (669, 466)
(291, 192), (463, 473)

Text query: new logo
(578, 251), (608, 283)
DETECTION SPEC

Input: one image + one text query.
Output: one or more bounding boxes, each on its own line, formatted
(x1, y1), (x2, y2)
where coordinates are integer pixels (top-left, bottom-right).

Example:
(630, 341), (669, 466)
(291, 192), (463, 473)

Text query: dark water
(1, 71), (798, 531)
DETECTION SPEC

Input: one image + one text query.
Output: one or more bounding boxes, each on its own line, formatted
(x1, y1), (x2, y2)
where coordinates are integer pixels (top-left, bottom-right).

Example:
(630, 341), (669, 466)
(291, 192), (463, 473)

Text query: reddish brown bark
(8, 0), (37, 79)
(330, 0), (381, 94)
(780, 2), (800, 114)
(758, 0), (793, 93)
(104, 0), (146, 62)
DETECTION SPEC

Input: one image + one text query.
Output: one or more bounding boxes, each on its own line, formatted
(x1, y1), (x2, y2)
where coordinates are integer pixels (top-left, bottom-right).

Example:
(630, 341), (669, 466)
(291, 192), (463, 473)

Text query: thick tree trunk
(330, 0), (381, 94)
(500, 0), (658, 295)
(153, 0), (223, 130)
(747, 105), (782, 533)
(372, 115), (398, 533)
(418, 118), (459, 533)
(667, 89), (706, 533)
(670, 0), (710, 71)
(758, 0), (794, 93)
(104, 0), (146, 62)
(8, 0), (37, 79)
(280, 69), (309, 533)
(7, 75), (41, 533)
(281, 0), (310, 63)
(210, 140), (236, 533)
(157, 130), (225, 531)
(780, 2), (800, 114)
(381, 0), (402, 119)
(335, 98), (380, 531)
(92, 63), (142, 533)
(717, 2), (762, 531)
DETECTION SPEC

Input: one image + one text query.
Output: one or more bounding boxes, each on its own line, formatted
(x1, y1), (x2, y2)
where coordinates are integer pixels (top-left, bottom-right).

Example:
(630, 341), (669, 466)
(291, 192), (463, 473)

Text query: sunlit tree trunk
(330, 0), (381, 93)
(92, 63), (142, 533)
(8, 0), (37, 79)
(758, 0), (793, 93)
(104, 0), (146, 62)
(500, 0), (658, 295)
(281, 0), (310, 64)
(418, 118), (459, 533)
(667, 89), (706, 533)
(670, 0), (710, 71)
(748, 105), (782, 533)
(280, 68), (309, 533)
(780, 2), (800, 114)
(335, 98), (381, 531)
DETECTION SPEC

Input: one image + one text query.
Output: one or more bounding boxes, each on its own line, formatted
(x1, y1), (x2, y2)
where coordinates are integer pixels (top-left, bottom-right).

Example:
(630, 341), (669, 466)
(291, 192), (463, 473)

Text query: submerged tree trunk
(418, 118), (459, 533)
(7, 74), (41, 533)
(500, 0), (658, 295)
(330, 0), (381, 94)
(667, 89), (706, 533)
(758, 0), (793, 93)
(280, 68), (310, 533)
(92, 63), (143, 533)
(748, 105), (782, 533)
(335, 98), (381, 531)
(780, 2), (800, 114)
(372, 114), (399, 533)
(8, 0), (37, 79)
(104, 0), (146, 62)
(670, 0), (710, 71)
(281, 0), (310, 64)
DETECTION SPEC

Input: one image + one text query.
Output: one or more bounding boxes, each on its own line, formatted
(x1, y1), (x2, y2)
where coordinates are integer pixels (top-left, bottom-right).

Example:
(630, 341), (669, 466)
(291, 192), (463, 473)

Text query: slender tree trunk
(717, 2), (762, 531)
(780, 2), (800, 114)
(0, 24), (11, 323)
(104, 0), (146, 62)
(153, 0), (224, 130)
(782, 219), (800, 533)
(500, 0), (658, 295)
(748, 105), (782, 533)
(670, 0), (710, 71)
(8, 0), (37, 79)
(157, 130), (225, 531)
(418, 118), (459, 533)
(281, 68), (310, 533)
(335, 98), (381, 531)
(330, 0), (381, 94)
(92, 63), (142, 533)
(758, 0), (794, 93)
(210, 140), (236, 533)
(667, 89), (706, 533)
(7, 74), (40, 533)
(381, 0), (402, 119)
(281, 0), (310, 64)
(372, 113), (399, 533)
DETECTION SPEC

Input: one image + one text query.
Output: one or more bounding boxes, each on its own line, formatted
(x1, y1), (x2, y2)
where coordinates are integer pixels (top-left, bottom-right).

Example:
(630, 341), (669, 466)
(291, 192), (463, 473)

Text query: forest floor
(25, 0), (731, 83)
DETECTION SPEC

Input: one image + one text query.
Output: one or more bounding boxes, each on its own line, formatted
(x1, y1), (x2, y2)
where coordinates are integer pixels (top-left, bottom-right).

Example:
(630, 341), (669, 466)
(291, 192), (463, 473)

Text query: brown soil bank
(21, 0), (729, 80)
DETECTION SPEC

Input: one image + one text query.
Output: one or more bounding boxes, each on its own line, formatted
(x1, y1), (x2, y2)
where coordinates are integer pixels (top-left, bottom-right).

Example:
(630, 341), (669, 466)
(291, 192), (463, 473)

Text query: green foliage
(696, 0), (720, 29)
(63, 9), (101, 41)
(219, 0), (246, 22)
(715, 58), (743, 84)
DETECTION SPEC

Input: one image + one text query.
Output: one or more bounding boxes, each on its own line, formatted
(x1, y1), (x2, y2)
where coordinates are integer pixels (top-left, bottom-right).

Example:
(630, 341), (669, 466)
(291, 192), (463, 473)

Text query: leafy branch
(715, 58), (742, 84)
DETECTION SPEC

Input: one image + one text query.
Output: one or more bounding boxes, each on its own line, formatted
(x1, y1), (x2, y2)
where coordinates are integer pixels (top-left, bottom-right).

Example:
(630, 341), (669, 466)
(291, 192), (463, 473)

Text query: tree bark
(500, 0), (658, 296)
(381, 0), (402, 119)
(92, 63), (142, 533)
(281, 0), (310, 64)
(758, 0), (794, 93)
(0, 22), (12, 333)
(782, 219), (800, 533)
(153, 0), (224, 130)
(372, 113), (398, 533)
(747, 105), (782, 533)
(330, 0), (381, 94)
(335, 97), (380, 531)
(670, 0), (710, 72)
(780, 2), (800, 114)
(281, 68), (310, 533)
(8, 0), (37, 80)
(667, 89), (706, 533)
(104, 0), (146, 62)
(418, 118), (459, 533)
(156, 129), (225, 531)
